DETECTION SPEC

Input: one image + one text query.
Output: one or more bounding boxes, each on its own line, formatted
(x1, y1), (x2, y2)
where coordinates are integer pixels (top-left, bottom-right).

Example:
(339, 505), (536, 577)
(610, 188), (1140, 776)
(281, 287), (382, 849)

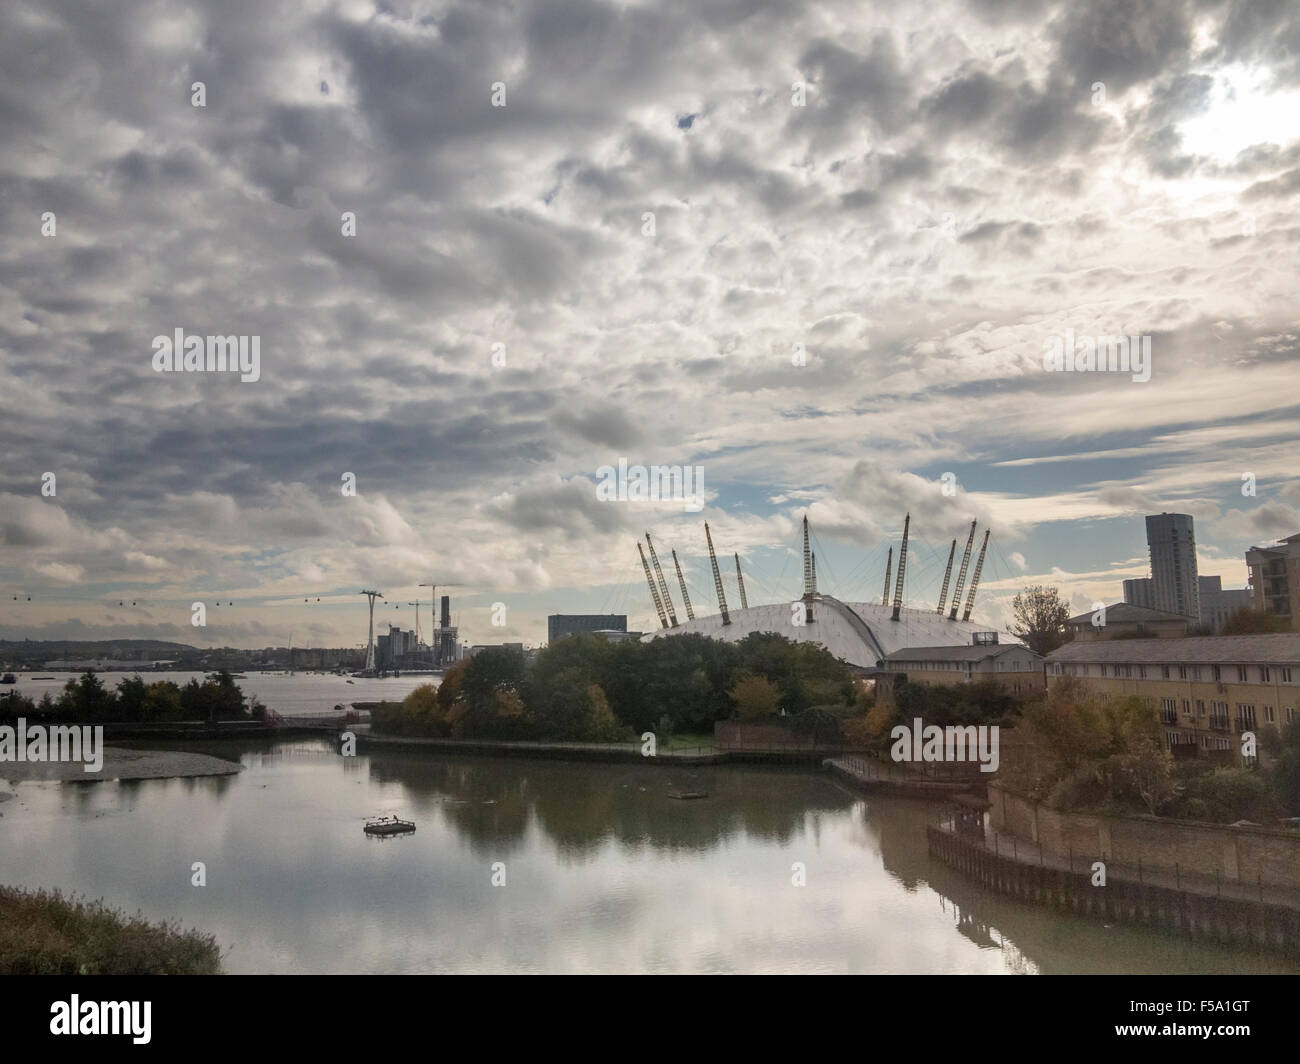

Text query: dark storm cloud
(794, 33), (912, 144)
(484, 478), (630, 536)
(920, 68), (1113, 164)
(553, 406), (645, 449)
(1216, 0), (1300, 85)
(1241, 167), (1300, 200)
(1051, 0), (1196, 95)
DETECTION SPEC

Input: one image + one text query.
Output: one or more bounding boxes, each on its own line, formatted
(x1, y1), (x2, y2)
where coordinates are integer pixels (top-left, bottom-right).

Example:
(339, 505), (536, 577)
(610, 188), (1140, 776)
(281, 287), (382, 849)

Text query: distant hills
(0, 639), (198, 657)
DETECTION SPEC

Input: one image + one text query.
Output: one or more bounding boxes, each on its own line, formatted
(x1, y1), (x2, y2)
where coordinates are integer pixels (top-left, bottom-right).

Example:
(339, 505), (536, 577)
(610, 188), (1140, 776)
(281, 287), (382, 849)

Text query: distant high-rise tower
(439, 595), (455, 665)
(1122, 577), (1154, 609)
(1146, 513), (1199, 620)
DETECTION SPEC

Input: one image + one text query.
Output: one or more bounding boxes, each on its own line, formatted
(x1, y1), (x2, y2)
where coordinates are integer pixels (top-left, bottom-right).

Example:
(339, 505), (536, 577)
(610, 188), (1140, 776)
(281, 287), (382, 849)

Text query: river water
(3, 671), (435, 716)
(0, 738), (1293, 974)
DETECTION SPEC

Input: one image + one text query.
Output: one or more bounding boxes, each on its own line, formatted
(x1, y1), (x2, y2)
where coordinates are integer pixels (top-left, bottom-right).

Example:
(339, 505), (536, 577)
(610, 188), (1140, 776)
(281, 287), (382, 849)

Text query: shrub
(0, 887), (221, 975)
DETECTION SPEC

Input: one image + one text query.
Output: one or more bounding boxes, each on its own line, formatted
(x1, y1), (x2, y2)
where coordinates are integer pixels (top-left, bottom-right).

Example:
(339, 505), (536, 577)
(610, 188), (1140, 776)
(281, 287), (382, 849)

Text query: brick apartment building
(1045, 634), (1300, 763)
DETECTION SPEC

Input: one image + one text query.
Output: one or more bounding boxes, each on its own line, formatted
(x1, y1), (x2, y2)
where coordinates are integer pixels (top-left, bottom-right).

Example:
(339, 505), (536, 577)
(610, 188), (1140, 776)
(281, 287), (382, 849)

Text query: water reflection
(0, 739), (1294, 975)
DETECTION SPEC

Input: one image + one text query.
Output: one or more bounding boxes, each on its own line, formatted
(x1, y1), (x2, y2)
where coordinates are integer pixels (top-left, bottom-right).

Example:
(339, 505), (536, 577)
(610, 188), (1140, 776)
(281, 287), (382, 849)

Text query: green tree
(730, 673), (781, 719)
(142, 681), (183, 722)
(1175, 764), (1280, 823)
(457, 647), (528, 738)
(584, 684), (627, 742)
(59, 672), (114, 721)
(178, 671), (250, 722)
(1011, 585), (1072, 657)
(1271, 719), (1300, 815)
(115, 676), (148, 719)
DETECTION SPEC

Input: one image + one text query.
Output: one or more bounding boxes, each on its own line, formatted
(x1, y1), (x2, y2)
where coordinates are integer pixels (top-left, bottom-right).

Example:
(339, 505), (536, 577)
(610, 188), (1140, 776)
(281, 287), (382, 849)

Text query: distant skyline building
(547, 614), (628, 644)
(437, 595), (456, 667)
(1198, 575), (1252, 633)
(1122, 577), (1155, 610)
(1246, 533), (1300, 631)
(1124, 516), (1253, 630)
(1145, 513), (1200, 620)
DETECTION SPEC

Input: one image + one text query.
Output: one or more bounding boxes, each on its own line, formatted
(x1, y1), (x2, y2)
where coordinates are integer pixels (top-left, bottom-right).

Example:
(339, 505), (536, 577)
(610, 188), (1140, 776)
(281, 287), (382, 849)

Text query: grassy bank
(0, 886), (221, 974)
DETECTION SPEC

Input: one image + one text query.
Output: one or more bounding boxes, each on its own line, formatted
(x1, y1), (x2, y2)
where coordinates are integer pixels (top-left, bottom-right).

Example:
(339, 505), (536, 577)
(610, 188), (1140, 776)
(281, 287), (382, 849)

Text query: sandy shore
(1, 747), (241, 783)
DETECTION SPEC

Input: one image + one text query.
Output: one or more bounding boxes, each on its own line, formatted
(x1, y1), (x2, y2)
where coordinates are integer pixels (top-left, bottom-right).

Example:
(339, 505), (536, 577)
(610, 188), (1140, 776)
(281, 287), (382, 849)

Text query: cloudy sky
(2, 0), (1299, 650)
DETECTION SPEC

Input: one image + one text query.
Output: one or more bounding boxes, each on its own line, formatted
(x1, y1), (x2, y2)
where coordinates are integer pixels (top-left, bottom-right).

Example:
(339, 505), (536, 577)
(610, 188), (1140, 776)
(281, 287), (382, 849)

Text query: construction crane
(705, 522), (731, 625)
(891, 513), (910, 622)
(638, 541), (669, 629)
(936, 539), (957, 614)
(734, 553), (748, 610)
(962, 529), (991, 622)
(671, 549), (694, 621)
(420, 581), (463, 667)
(948, 521), (977, 621)
(407, 602), (422, 647)
(645, 533), (678, 627)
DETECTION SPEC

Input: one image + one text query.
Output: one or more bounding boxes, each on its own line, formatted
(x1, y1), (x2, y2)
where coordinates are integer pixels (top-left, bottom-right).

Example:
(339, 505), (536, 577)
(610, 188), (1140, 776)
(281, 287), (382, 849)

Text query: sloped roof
(1066, 602), (1191, 625)
(1046, 633), (1300, 665)
(644, 595), (1021, 669)
(884, 644), (1039, 663)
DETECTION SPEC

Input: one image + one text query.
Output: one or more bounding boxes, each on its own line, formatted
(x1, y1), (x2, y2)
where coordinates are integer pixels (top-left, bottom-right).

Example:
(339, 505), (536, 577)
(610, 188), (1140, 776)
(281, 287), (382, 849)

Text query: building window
(1287, 707), (1296, 724)
(1178, 666), (1188, 679)
(1266, 706), (1275, 723)
(1212, 665), (1222, 682)
(1237, 666), (1249, 682)
(1182, 699), (1192, 719)
(1236, 704), (1257, 731)
(1161, 666), (1171, 680)
(1210, 702), (1229, 730)
(1282, 667), (1293, 683)
(1100, 665), (1108, 677)
(1196, 700), (1205, 717)
(1138, 665), (1147, 679)
(1262, 667), (1271, 683)
(1161, 698), (1177, 724)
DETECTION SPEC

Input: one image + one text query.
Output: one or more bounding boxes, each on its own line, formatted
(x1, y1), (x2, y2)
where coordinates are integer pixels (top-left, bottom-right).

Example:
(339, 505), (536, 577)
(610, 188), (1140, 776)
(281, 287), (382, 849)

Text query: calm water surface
(0, 739), (1295, 974)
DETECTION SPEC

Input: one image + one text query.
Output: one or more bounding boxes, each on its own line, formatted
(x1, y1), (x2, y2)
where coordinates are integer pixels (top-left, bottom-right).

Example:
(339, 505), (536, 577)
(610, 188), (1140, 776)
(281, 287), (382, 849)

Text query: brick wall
(989, 781), (1300, 889)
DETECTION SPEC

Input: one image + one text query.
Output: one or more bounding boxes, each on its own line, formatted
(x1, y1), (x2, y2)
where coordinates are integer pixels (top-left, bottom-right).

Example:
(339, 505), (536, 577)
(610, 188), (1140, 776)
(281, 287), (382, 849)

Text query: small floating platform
(364, 815), (416, 836)
(667, 791), (709, 800)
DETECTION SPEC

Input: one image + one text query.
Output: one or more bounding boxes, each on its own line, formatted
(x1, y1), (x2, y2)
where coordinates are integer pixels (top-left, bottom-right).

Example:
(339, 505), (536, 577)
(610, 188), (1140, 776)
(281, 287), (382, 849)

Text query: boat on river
(364, 815), (416, 837)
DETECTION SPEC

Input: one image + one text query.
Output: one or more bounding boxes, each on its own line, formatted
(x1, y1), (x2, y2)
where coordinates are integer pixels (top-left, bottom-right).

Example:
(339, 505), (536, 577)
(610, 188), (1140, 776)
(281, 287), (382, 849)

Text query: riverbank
(0, 746), (241, 784)
(927, 824), (1300, 954)
(353, 729), (879, 768)
(0, 886), (221, 974)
